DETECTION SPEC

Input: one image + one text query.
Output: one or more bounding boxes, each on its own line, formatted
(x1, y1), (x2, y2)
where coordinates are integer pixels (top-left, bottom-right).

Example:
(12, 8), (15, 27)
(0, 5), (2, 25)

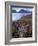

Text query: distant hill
(11, 10), (17, 13)
(19, 9), (31, 13)
(11, 9), (32, 13)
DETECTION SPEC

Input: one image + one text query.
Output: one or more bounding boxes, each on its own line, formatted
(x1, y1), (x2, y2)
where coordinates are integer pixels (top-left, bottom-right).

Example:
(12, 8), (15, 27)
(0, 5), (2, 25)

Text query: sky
(12, 7), (32, 21)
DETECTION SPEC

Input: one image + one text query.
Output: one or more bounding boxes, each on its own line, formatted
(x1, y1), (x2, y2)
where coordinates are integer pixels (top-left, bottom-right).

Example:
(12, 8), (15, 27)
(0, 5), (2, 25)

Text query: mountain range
(11, 9), (32, 13)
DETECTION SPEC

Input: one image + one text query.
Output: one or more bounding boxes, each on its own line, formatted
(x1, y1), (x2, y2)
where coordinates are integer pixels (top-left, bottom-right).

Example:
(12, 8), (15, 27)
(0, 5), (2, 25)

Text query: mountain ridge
(12, 9), (32, 13)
